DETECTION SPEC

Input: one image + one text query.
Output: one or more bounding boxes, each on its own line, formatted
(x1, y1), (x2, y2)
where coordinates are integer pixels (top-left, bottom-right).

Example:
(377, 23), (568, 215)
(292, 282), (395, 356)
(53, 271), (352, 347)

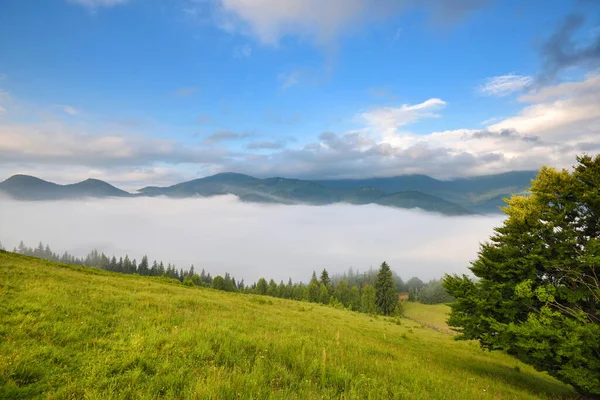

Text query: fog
(0, 196), (504, 283)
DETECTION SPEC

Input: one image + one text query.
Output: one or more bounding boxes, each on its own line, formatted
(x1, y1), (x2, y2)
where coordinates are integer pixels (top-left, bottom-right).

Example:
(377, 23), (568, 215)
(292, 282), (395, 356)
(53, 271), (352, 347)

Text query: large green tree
(375, 262), (397, 315)
(444, 155), (600, 396)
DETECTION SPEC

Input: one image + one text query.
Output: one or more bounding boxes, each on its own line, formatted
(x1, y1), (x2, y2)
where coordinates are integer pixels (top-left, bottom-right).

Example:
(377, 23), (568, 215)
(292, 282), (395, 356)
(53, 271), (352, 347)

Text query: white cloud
(217, 0), (370, 45)
(68, 0), (131, 8)
(489, 75), (600, 140)
(0, 121), (228, 169)
(215, 0), (489, 45)
(359, 98), (446, 136)
(478, 74), (533, 97)
(0, 106), (5, 114)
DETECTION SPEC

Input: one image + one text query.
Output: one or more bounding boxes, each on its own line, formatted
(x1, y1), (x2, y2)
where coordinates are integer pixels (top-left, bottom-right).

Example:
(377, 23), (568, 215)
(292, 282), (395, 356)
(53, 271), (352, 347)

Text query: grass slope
(0, 252), (575, 399)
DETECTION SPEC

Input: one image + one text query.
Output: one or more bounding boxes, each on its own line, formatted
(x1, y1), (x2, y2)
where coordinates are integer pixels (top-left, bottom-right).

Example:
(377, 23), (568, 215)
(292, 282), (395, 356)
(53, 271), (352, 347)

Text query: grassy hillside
(0, 251), (575, 399)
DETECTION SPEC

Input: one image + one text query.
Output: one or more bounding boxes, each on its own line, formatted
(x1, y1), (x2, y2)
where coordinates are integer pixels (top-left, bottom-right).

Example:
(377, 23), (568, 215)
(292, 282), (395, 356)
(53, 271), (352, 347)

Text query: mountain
(0, 175), (131, 200)
(0, 170), (538, 215)
(138, 173), (473, 215)
(316, 171), (537, 214)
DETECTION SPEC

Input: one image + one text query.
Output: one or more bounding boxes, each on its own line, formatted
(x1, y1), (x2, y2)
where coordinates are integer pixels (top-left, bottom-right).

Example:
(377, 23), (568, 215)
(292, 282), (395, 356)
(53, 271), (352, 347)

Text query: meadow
(0, 251), (576, 399)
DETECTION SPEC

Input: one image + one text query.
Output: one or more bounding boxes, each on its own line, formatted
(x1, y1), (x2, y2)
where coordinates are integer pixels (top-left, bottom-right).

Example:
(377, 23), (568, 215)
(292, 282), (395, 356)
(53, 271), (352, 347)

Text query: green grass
(402, 302), (453, 334)
(0, 251), (576, 399)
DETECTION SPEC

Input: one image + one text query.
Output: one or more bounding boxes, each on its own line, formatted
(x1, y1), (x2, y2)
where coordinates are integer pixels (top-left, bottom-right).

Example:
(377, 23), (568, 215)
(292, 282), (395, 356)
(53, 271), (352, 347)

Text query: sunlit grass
(0, 251), (575, 399)
(402, 302), (453, 334)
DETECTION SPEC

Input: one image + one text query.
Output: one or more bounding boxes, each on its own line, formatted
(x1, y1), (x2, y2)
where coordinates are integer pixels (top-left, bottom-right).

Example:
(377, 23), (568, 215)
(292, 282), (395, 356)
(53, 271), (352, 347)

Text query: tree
(307, 271), (320, 303)
(375, 262), (397, 315)
(348, 285), (361, 311)
(255, 278), (268, 295)
(320, 269), (331, 287)
(318, 283), (329, 304)
(320, 269), (333, 296)
(444, 155), (600, 396)
(138, 255), (149, 276)
(334, 280), (349, 307)
(361, 285), (377, 314)
(212, 275), (226, 291)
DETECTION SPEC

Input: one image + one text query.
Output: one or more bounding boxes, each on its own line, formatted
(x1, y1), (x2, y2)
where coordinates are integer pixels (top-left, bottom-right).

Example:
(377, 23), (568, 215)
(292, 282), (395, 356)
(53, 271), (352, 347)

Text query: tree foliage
(375, 262), (397, 315)
(361, 285), (377, 315)
(444, 155), (600, 395)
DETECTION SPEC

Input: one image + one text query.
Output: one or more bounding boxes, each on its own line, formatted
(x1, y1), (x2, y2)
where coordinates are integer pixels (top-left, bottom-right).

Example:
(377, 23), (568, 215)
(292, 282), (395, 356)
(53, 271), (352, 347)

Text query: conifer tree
(138, 255), (149, 276)
(444, 155), (600, 396)
(375, 262), (397, 315)
(307, 271), (320, 303)
(318, 283), (330, 304)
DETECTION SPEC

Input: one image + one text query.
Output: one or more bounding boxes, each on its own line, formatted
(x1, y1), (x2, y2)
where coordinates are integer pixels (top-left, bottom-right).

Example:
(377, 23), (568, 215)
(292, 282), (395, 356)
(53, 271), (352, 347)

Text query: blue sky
(0, 0), (599, 188)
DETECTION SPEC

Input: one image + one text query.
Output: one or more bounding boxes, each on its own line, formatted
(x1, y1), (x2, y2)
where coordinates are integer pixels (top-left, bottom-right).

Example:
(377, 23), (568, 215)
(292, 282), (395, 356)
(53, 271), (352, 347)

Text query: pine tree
(375, 262), (397, 315)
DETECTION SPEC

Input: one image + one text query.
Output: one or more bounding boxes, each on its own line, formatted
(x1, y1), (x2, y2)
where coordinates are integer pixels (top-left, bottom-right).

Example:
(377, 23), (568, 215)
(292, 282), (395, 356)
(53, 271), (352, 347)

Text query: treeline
(332, 268), (454, 304)
(5, 241), (452, 314)
(10, 241), (213, 283)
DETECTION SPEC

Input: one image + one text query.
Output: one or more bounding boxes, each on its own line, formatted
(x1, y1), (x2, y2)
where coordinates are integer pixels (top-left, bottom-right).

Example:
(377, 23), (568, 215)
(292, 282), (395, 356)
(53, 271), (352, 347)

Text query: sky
(0, 196), (503, 282)
(0, 0), (599, 189)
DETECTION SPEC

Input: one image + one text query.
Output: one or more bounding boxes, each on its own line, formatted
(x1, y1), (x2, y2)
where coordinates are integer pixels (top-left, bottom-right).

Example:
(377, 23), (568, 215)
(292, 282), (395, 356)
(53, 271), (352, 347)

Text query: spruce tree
(138, 255), (149, 276)
(444, 155), (600, 396)
(320, 269), (330, 287)
(375, 262), (397, 315)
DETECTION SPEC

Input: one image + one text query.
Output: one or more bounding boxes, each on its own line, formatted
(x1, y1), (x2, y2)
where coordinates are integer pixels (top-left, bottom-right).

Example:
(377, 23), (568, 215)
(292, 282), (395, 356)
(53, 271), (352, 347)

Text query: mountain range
(0, 171), (537, 216)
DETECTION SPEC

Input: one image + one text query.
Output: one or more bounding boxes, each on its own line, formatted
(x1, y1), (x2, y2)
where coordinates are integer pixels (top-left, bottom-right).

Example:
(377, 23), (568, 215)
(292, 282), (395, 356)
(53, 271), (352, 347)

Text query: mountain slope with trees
(0, 170), (537, 215)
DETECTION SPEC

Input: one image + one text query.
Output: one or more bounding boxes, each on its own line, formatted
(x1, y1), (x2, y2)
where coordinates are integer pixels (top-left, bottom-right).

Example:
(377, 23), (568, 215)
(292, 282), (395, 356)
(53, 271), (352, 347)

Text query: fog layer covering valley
(0, 196), (504, 283)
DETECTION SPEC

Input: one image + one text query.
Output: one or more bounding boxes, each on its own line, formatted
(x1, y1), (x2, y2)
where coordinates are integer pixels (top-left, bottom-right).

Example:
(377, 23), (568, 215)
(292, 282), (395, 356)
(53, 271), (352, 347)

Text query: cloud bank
(0, 196), (502, 283)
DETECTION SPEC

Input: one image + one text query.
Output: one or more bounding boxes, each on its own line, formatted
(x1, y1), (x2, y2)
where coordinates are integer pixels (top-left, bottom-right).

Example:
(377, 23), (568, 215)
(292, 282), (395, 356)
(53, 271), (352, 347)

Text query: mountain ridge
(0, 171), (537, 215)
